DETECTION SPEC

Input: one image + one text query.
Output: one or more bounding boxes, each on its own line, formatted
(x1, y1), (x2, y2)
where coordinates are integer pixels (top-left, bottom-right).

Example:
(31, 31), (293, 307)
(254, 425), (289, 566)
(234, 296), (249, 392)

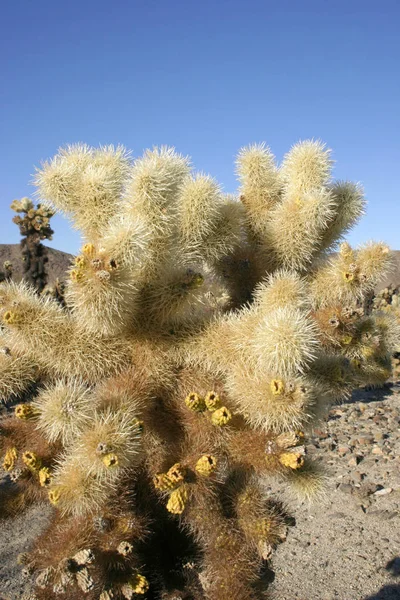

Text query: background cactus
(371, 284), (400, 380)
(10, 197), (55, 293)
(0, 140), (399, 600)
(0, 260), (13, 283)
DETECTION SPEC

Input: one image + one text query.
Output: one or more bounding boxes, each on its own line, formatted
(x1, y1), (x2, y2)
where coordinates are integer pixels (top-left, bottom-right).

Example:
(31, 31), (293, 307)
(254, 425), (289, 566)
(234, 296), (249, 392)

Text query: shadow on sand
(363, 557), (400, 600)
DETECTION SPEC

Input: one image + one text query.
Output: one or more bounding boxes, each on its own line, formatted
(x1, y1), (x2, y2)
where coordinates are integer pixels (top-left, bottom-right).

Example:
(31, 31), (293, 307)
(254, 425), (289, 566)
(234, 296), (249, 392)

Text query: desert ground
(1, 244), (400, 600)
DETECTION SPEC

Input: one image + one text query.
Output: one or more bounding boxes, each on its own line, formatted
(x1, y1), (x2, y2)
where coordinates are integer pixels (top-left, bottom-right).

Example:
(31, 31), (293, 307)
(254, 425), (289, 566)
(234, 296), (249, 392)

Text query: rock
(348, 455), (363, 467)
(358, 435), (374, 445)
(338, 445), (350, 455)
(373, 487), (393, 496)
(358, 482), (381, 497)
(371, 446), (384, 455)
(338, 483), (353, 494)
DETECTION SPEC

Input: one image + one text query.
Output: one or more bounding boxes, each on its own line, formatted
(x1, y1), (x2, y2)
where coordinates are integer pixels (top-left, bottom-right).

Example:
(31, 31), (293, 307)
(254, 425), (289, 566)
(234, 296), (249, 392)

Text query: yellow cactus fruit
(82, 243), (96, 256)
(270, 379), (285, 395)
(74, 255), (86, 267)
(15, 404), (37, 420)
(167, 462), (186, 485)
(211, 406), (232, 426)
(102, 453), (119, 468)
(70, 269), (85, 283)
(39, 467), (52, 487)
(22, 451), (41, 471)
(166, 486), (189, 515)
(3, 310), (22, 325)
(3, 447), (18, 472)
(195, 455), (217, 476)
(343, 271), (354, 283)
(341, 334), (353, 345)
(204, 391), (221, 411)
(351, 358), (362, 370)
(184, 392), (206, 412)
(279, 451), (305, 469)
(153, 472), (175, 491)
(122, 573), (149, 596)
(48, 487), (62, 505)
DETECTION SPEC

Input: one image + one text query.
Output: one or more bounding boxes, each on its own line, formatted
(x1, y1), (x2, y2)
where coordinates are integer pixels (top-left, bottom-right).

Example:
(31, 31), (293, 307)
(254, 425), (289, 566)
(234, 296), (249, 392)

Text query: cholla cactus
(10, 197), (55, 293)
(0, 260), (13, 283)
(372, 284), (400, 380)
(0, 140), (399, 599)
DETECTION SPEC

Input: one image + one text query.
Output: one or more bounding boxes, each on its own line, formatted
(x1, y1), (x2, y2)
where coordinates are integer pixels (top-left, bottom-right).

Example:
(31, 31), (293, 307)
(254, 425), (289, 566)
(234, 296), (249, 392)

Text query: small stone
(358, 435), (374, 445)
(348, 455), (363, 467)
(338, 445), (350, 455)
(373, 487), (392, 496)
(374, 431), (385, 441)
(314, 428), (328, 439)
(359, 482), (381, 497)
(339, 483), (353, 494)
(371, 446), (384, 455)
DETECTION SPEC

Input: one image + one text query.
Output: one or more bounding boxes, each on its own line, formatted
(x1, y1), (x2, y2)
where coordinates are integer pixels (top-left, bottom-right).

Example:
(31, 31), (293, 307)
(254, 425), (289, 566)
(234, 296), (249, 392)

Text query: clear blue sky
(1, 0), (399, 255)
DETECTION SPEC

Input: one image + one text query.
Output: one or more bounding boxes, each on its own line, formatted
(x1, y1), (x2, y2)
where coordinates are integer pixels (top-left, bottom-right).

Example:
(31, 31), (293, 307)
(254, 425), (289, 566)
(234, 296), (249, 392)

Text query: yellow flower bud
(184, 392), (206, 412)
(102, 453), (119, 468)
(270, 379), (285, 396)
(3, 447), (17, 472)
(166, 486), (189, 515)
(204, 391), (221, 411)
(195, 455), (217, 476)
(211, 406), (232, 426)
(341, 334), (353, 345)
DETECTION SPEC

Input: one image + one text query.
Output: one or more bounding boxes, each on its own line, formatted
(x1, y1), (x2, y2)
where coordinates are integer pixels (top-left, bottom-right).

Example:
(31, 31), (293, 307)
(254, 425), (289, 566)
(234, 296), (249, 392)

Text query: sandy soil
(269, 384), (400, 600)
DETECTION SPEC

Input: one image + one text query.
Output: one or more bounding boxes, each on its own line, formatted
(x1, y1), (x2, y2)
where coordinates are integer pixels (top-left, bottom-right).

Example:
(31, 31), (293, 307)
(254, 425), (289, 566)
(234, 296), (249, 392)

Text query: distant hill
(0, 244), (73, 284)
(1, 243), (399, 291)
